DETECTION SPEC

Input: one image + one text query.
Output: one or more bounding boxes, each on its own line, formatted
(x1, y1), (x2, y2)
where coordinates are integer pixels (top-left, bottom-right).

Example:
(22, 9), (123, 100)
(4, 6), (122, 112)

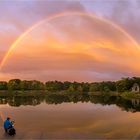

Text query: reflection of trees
(0, 97), (8, 104)
(0, 96), (44, 107)
(89, 95), (140, 113)
(1, 93), (140, 112)
(45, 93), (89, 104)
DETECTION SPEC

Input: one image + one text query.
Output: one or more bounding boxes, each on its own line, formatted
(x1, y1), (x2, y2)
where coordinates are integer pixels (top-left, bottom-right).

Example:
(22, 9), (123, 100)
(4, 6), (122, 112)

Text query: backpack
(7, 127), (16, 135)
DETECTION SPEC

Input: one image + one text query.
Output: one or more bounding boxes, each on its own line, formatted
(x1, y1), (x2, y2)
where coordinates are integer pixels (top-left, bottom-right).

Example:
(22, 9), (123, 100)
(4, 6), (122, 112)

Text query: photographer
(3, 117), (13, 133)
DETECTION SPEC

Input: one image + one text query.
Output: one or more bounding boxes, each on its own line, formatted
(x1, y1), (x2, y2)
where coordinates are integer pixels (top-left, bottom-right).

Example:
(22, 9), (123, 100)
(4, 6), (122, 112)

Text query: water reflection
(1, 94), (140, 139)
(0, 93), (140, 112)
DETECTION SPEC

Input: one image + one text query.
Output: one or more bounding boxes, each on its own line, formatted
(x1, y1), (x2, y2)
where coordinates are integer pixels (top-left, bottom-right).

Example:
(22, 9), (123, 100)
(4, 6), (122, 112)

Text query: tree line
(0, 77), (139, 92)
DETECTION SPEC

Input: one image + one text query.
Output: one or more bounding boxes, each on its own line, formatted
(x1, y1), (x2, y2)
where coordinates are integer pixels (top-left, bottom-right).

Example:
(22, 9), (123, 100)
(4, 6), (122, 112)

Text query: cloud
(81, 0), (140, 44)
(0, 0), (85, 52)
(0, 0), (140, 81)
(1, 14), (140, 82)
(107, 0), (140, 44)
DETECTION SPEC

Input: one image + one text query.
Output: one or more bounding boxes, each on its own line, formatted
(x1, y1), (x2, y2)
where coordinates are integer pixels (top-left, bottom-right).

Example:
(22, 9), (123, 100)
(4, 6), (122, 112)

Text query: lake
(0, 95), (140, 139)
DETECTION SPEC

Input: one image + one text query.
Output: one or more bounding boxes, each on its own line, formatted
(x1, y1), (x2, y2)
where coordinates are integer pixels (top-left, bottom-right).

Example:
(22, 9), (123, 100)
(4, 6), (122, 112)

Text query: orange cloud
(1, 14), (140, 82)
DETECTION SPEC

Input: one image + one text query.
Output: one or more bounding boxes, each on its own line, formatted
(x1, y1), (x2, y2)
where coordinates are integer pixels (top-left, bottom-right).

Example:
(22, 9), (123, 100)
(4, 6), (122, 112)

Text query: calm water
(0, 95), (140, 139)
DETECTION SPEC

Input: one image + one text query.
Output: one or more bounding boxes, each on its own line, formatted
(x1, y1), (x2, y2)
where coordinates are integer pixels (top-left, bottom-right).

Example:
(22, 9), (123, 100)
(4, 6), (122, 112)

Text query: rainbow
(0, 11), (139, 70)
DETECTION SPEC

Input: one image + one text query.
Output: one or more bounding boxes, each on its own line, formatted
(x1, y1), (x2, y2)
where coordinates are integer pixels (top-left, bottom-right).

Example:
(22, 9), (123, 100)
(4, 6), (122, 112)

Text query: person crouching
(3, 117), (13, 133)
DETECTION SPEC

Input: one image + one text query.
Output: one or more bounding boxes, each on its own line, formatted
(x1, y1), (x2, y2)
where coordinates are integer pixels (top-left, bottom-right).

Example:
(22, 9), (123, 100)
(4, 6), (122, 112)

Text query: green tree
(8, 79), (21, 90)
(0, 81), (8, 90)
(77, 85), (83, 92)
(68, 84), (75, 92)
(81, 82), (89, 92)
(63, 81), (71, 90)
(45, 81), (63, 91)
(116, 78), (134, 92)
(20, 80), (35, 90)
(89, 83), (100, 92)
(8, 79), (44, 91)
(30, 80), (45, 90)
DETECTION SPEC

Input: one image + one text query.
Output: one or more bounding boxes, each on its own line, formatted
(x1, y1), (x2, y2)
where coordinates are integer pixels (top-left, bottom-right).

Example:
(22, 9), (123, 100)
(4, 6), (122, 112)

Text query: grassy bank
(0, 90), (48, 97)
(0, 90), (140, 100)
(0, 90), (86, 97)
(120, 92), (140, 100)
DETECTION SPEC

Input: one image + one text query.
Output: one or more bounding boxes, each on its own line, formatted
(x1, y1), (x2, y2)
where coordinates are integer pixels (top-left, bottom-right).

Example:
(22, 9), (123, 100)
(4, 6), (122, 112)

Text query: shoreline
(0, 90), (140, 100)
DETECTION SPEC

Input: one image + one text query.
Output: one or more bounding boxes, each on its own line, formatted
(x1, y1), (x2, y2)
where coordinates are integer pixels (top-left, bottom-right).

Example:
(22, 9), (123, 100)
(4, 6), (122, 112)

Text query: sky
(0, 0), (140, 82)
